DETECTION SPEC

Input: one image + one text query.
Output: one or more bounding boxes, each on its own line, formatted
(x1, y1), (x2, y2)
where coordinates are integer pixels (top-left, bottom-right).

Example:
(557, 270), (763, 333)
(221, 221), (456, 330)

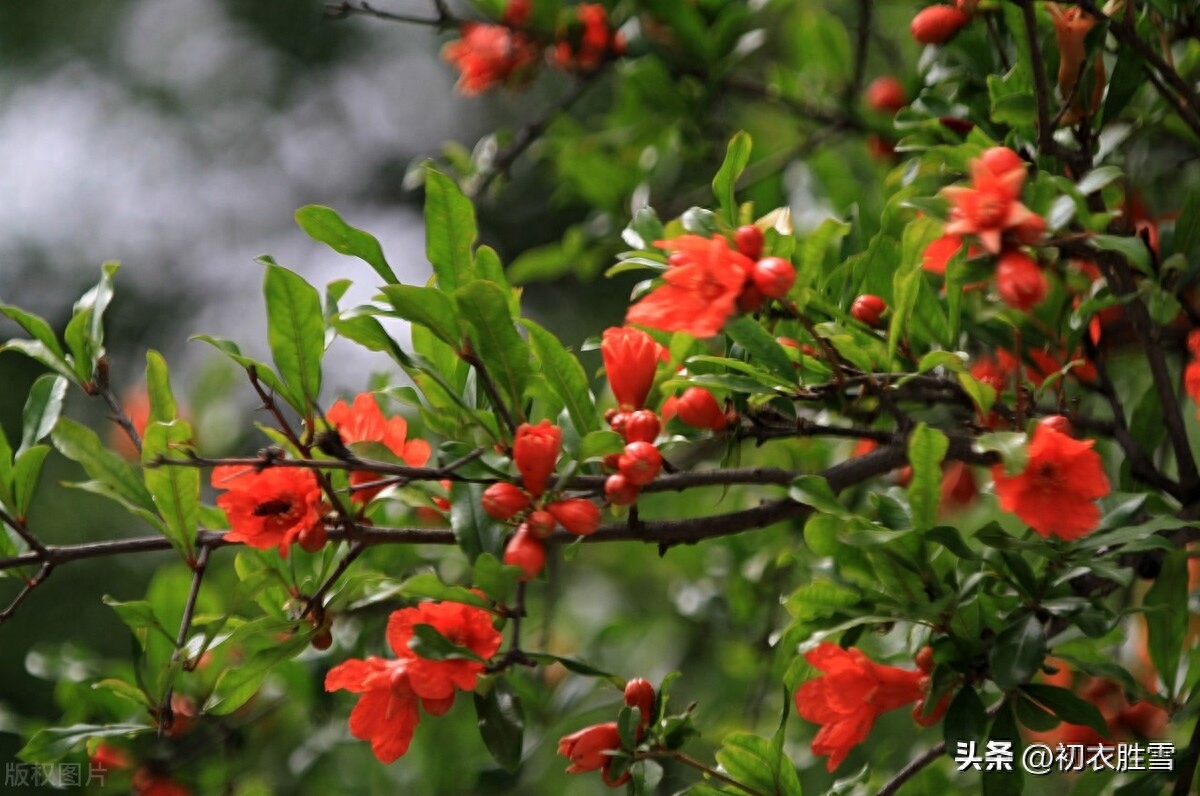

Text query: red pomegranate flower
(325, 657), (422, 764)
(441, 23), (538, 96)
(995, 250), (1048, 311)
(385, 601), (503, 700)
(601, 326), (665, 410)
(795, 643), (927, 771)
(626, 235), (752, 338)
(1187, 360), (1200, 419)
(213, 465), (324, 556)
(326, 600), (502, 763)
(943, 147), (1038, 254)
(991, 420), (1110, 540)
(327, 392), (431, 503)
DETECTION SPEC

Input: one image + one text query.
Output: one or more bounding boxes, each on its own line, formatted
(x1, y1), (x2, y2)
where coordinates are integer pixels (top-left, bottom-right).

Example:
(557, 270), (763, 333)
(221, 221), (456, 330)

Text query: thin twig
(0, 562), (53, 624)
(302, 542), (366, 617)
(0, 507), (46, 554)
(323, 0), (454, 28)
(665, 750), (767, 796)
(460, 344), (520, 436)
(877, 698), (1008, 796)
(159, 545), (211, 737)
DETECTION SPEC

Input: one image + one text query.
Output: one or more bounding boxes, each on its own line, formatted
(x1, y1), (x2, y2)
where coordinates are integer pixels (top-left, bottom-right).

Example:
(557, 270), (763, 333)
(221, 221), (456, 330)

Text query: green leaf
(1100, 48), (1145, 125)
(12, 445), (50, 518)
(101, 596), (175, 648)
(724, 315), (796, 378)
(294, 205), (398, 284)
(456, 281), (531, 415)
(1019, 684), (1108, 738)
(471, 552), (518, 602)
(92, 678), (153, 708)
(382, 284), (462, 348)
(714, 732), (801, 796)
(142, 421), (200, 560)
(712, 131), (752, 225)
(63, 262), (119, 384)
(907, 423), (949, 531)
(144, 350), (178, 424)
(474, 678), (524, 772)
(425, 167), (478, 293)
(0, 303), (66, 360)
(788, 475), (849, 519)
(1075, 166), (1122, 196)
(521, 319), (597, 434)
(18, 723), (152, 765)
(1090, 235), (1151, 274)
(408, 623), (487, 663)
(191, 335), (290, 400)
(944, 686), (988, 752)
(451, 482), (505, 563)
(989, 615), (1046, 690)
(397, 572), (490, 608)
(578, 429), (625, 461)
(51, 417), (155, 513)
(205, 634), (309, 715)
(263, 262), (324, 412)
(19, 374), (68, 456)
(1143, 549), (1187, 698)
(524, 653), (624, 687)
(0, 416), (13, 511)
(0, 339), (82, 385)
(983, 702), (1023, 796)
(473, 245), (516, 310)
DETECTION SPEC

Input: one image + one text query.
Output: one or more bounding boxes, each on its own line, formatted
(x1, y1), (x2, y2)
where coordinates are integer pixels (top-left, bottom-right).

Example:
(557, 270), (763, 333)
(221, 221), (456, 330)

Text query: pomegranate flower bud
(513, 420), (562, 498)
(482, 482), (531, 520)
(674, 387), (727, 431)
(547, 498), (602, 536)
(503, 525), (546, 581)
(557, 721), (622, 774)
(996, 250), (1048, 311)
(618, 441), (662, 486)
(910, 5), (970, 45)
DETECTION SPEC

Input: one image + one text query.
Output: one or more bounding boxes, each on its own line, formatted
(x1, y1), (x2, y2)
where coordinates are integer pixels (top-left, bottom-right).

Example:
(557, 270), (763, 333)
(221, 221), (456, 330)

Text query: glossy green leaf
(425, 167), (478, 293)
(397, 572), (490, 608)
(12, 445), (50, 518)
(144, 350), (177, 424)
(0, 339), (82, 385)
(294, 204), (398, 284)
(382, 284), (462, 348)
(521, 319), (596, 434)
(982, 702), (1023, 796)
(474, 678), (524, 772)
(1019, 684), (1108, 737)
(471, 552), (518, 603)
(191, 335), (290, 399)
(714, 732), (801, 796)
(0, 419), (13, 511)
(92, 678), (153, 708)
(1090, 235), (1151, 274)
(456, 280), (531, 415)
(1143, 549), (1187, 698)
(52, 417), (155, 513)
(712, 131), (752, 225)
(205, 634), (310, 715)
(19, 374), (67, 456)
(0, 303), (66, 360)
(944, 686), (988, 753)
(18, 723), (152, 765)
(263, 262), (324, 412)
(788, 475), (848, 519)
(451, 481), (504, 563)
(141, 421), (200, 560)
(724, 315), (795, 378)
(907, 423), (948, 531)
(989, 614), (1046, 690)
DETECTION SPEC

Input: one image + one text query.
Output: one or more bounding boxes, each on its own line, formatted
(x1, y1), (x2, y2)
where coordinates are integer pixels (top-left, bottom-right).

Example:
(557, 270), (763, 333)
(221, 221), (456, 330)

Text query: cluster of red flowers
(557, 678), (655, 787)
(795, 643), (944, 771)
(937, 147), (1049, 313)
(485, 420), (602, 580)
(626, 228), (796, 339)
(325, 600), (503, 763)
(441, 1), (623, 96)
(599, 326), (668, 506)
(992, 416), (1110, 540)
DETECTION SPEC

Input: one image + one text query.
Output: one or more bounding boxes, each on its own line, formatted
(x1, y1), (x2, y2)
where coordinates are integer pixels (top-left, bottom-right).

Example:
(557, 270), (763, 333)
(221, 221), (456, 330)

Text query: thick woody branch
(324, 0), (455, 28)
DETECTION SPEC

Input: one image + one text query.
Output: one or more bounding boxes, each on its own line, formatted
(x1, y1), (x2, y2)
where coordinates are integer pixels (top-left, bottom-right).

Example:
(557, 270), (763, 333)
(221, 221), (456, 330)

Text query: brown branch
(323, 0), (455, 28)
(844, 0), (873, 106)
(159, 545), (210, 737)
(95, 356), (142, 454)
(1016, 0), (1089, 172)
(0, 507), (46, 554)
(877, 698), (1008, 796)
(0, 562), (53, 624)
(302, 542), (366, 617)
